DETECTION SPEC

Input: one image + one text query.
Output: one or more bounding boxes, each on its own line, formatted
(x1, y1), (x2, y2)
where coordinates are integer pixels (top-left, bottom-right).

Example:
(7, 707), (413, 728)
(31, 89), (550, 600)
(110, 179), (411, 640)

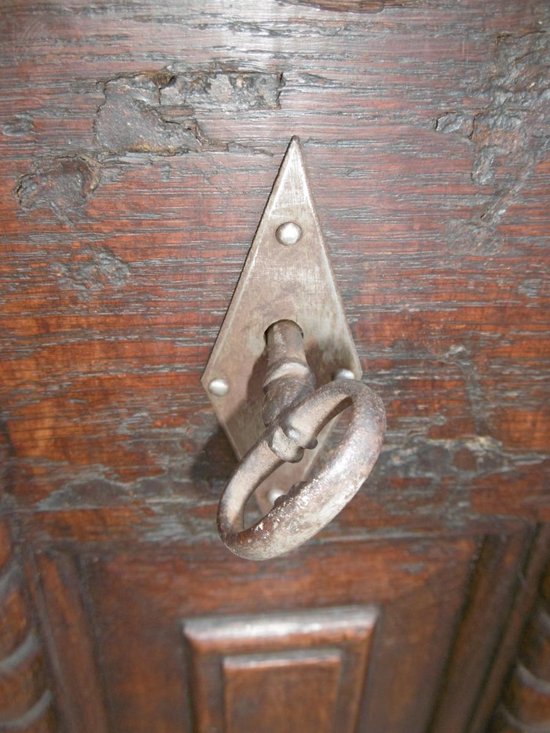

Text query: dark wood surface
(0, 0), (548, 730)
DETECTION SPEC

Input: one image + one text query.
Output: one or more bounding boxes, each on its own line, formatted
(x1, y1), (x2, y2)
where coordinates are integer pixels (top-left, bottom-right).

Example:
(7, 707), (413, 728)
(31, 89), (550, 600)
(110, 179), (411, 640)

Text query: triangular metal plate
(202, 137), (362, 510)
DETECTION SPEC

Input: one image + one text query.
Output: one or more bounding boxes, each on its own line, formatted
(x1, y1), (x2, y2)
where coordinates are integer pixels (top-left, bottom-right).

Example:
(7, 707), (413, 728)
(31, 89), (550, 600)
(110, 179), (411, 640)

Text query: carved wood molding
(0, 520), (57, 732)
(35, 551), (109, 733)
(490, 563), (550, 732)
(184, 605), (378, 733)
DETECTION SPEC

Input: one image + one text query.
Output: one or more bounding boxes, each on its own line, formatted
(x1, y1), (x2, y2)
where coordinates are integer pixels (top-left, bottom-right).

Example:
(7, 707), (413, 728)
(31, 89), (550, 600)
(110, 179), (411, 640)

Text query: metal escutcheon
(203, 138), (386, 560)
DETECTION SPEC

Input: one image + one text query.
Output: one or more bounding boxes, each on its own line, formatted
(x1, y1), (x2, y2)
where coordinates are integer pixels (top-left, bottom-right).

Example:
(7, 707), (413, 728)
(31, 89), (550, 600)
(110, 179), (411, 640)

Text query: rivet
(334, 368), (355, 381)
(208, 378), (229, 396)
(276, 221), (302, 246)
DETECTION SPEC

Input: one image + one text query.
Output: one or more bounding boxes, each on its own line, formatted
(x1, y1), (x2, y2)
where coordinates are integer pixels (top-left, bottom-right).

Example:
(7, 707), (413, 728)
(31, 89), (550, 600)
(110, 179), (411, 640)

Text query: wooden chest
(0, 1), (548, 731)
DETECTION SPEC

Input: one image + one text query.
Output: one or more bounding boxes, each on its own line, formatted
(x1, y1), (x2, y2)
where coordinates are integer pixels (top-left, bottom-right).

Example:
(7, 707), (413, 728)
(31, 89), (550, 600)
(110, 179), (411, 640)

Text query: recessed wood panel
(32, 530), (539, 732)
(64, 537), (480, 732)
(224, 651), (342, 733)
(184, 606), (376, 733)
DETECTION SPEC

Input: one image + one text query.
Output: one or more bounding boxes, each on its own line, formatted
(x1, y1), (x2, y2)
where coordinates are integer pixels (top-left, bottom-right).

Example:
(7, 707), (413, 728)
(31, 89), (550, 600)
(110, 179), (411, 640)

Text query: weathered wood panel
(0, 0), (548, 548)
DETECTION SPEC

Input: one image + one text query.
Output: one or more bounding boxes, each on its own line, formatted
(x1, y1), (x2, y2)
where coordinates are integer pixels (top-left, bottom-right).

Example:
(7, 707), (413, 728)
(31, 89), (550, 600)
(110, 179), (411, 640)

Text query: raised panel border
(183, 605), (378, 733)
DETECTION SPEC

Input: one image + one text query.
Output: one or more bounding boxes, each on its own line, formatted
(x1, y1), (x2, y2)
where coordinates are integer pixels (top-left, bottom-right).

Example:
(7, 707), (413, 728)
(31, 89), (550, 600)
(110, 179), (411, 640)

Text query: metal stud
(208, 378), (230, 396)
(276, 221), (302, 246)
(334, 368), (355, 381)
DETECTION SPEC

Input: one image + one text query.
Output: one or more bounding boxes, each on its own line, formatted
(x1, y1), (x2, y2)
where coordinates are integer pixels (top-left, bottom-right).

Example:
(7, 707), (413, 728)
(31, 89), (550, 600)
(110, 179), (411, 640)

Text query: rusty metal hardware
(218, 319), (385, 560)
(203, 137), (386, 560)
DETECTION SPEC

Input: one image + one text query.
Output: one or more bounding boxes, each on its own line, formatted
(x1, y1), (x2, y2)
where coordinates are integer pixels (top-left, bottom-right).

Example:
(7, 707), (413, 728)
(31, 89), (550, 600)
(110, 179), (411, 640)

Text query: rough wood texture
(0, 0), (548, 731)
(0, 0), (548, 545)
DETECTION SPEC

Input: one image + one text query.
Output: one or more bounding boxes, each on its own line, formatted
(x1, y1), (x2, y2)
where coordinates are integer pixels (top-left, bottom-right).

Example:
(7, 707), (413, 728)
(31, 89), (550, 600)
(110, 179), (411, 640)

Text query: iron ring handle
(217, 379), (386, 561)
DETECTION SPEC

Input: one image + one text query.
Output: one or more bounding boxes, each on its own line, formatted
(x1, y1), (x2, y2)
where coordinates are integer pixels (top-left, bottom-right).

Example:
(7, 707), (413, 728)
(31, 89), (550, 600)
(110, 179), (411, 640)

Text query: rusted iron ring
(217, 379), (386, 561)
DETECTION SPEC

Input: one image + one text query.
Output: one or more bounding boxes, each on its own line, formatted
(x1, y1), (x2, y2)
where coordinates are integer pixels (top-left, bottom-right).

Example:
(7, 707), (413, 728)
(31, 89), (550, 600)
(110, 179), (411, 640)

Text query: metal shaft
(262, 320), (315, 427)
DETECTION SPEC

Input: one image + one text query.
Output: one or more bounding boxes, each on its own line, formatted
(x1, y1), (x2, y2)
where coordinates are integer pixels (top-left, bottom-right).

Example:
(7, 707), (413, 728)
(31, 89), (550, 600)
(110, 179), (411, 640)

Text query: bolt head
(276, 221), (302, 246)
(208, 378), (229, 396)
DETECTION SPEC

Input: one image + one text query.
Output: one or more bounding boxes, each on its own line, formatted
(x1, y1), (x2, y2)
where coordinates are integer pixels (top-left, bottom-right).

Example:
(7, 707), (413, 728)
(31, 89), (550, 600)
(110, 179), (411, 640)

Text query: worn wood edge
(15, 500), (535, 552)
(487, 529), (550, 732)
